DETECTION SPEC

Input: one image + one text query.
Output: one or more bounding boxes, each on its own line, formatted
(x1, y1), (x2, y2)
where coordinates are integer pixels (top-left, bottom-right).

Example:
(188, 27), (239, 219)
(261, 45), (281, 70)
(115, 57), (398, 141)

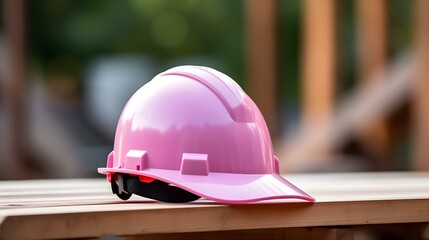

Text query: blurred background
(0, 0), (427, 180)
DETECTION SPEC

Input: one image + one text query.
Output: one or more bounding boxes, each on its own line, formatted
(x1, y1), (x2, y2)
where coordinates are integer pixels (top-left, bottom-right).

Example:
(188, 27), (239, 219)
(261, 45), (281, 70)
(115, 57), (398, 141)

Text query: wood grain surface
(1, 172), (429, 239)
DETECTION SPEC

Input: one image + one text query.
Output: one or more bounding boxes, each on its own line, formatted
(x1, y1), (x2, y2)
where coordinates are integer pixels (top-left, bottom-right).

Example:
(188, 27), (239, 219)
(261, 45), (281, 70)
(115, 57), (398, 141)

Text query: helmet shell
(99, 66), (314, 204)
(111, 66), (276, 175)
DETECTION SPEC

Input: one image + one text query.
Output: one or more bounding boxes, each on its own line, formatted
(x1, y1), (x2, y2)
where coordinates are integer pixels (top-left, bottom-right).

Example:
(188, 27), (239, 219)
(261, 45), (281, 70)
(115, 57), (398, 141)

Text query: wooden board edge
(1, 199), (429, 239)
(125, 227), (353, 240)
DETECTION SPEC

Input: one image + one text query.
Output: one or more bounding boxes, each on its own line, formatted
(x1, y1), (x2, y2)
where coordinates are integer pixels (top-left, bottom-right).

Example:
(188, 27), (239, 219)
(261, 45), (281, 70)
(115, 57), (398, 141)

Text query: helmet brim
(98, 167), (315, 204)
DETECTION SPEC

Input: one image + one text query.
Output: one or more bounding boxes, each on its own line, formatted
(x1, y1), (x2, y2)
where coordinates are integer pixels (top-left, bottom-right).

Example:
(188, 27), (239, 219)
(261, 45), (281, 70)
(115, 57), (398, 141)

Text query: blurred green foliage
(27, 0), (411, 102)
(28, 0), (245, 91)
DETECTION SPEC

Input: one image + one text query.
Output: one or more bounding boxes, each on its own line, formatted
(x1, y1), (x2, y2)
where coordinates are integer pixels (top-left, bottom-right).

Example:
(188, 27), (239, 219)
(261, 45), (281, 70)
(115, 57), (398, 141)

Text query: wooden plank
(0, 172), (429, 239)
(355, 0), (391, 170)
(0, 178), (151, 210)
(126, 227), (353, 240)
(2, 198), (427, 239)
(245, 0), (277, 135)
(2, 172), (429, 209)
(301, 0), (336, 129)
(412, 0), (429, 170)
(1, 0), (28, 179)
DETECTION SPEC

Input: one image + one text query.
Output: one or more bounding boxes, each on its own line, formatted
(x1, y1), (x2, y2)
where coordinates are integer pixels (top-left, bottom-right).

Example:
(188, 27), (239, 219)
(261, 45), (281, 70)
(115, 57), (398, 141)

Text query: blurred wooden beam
(245, 0), (277, 136)
(301, 0), (336, 129)
(279, 52), (413, 172)
(356, 0), (387, 86)
(412, 0), (429, 170)
(1, 0), (28, 179)
(355, 0), (391, 170)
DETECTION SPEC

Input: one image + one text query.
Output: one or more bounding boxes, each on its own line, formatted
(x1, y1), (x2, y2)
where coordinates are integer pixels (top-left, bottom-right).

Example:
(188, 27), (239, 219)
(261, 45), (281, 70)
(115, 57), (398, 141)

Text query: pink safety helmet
(98, 66), (314, 204)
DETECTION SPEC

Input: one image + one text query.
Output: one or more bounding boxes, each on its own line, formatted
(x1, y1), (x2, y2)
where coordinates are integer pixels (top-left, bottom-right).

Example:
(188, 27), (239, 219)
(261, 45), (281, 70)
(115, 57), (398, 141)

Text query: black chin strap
(112, 174), (200, 203)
